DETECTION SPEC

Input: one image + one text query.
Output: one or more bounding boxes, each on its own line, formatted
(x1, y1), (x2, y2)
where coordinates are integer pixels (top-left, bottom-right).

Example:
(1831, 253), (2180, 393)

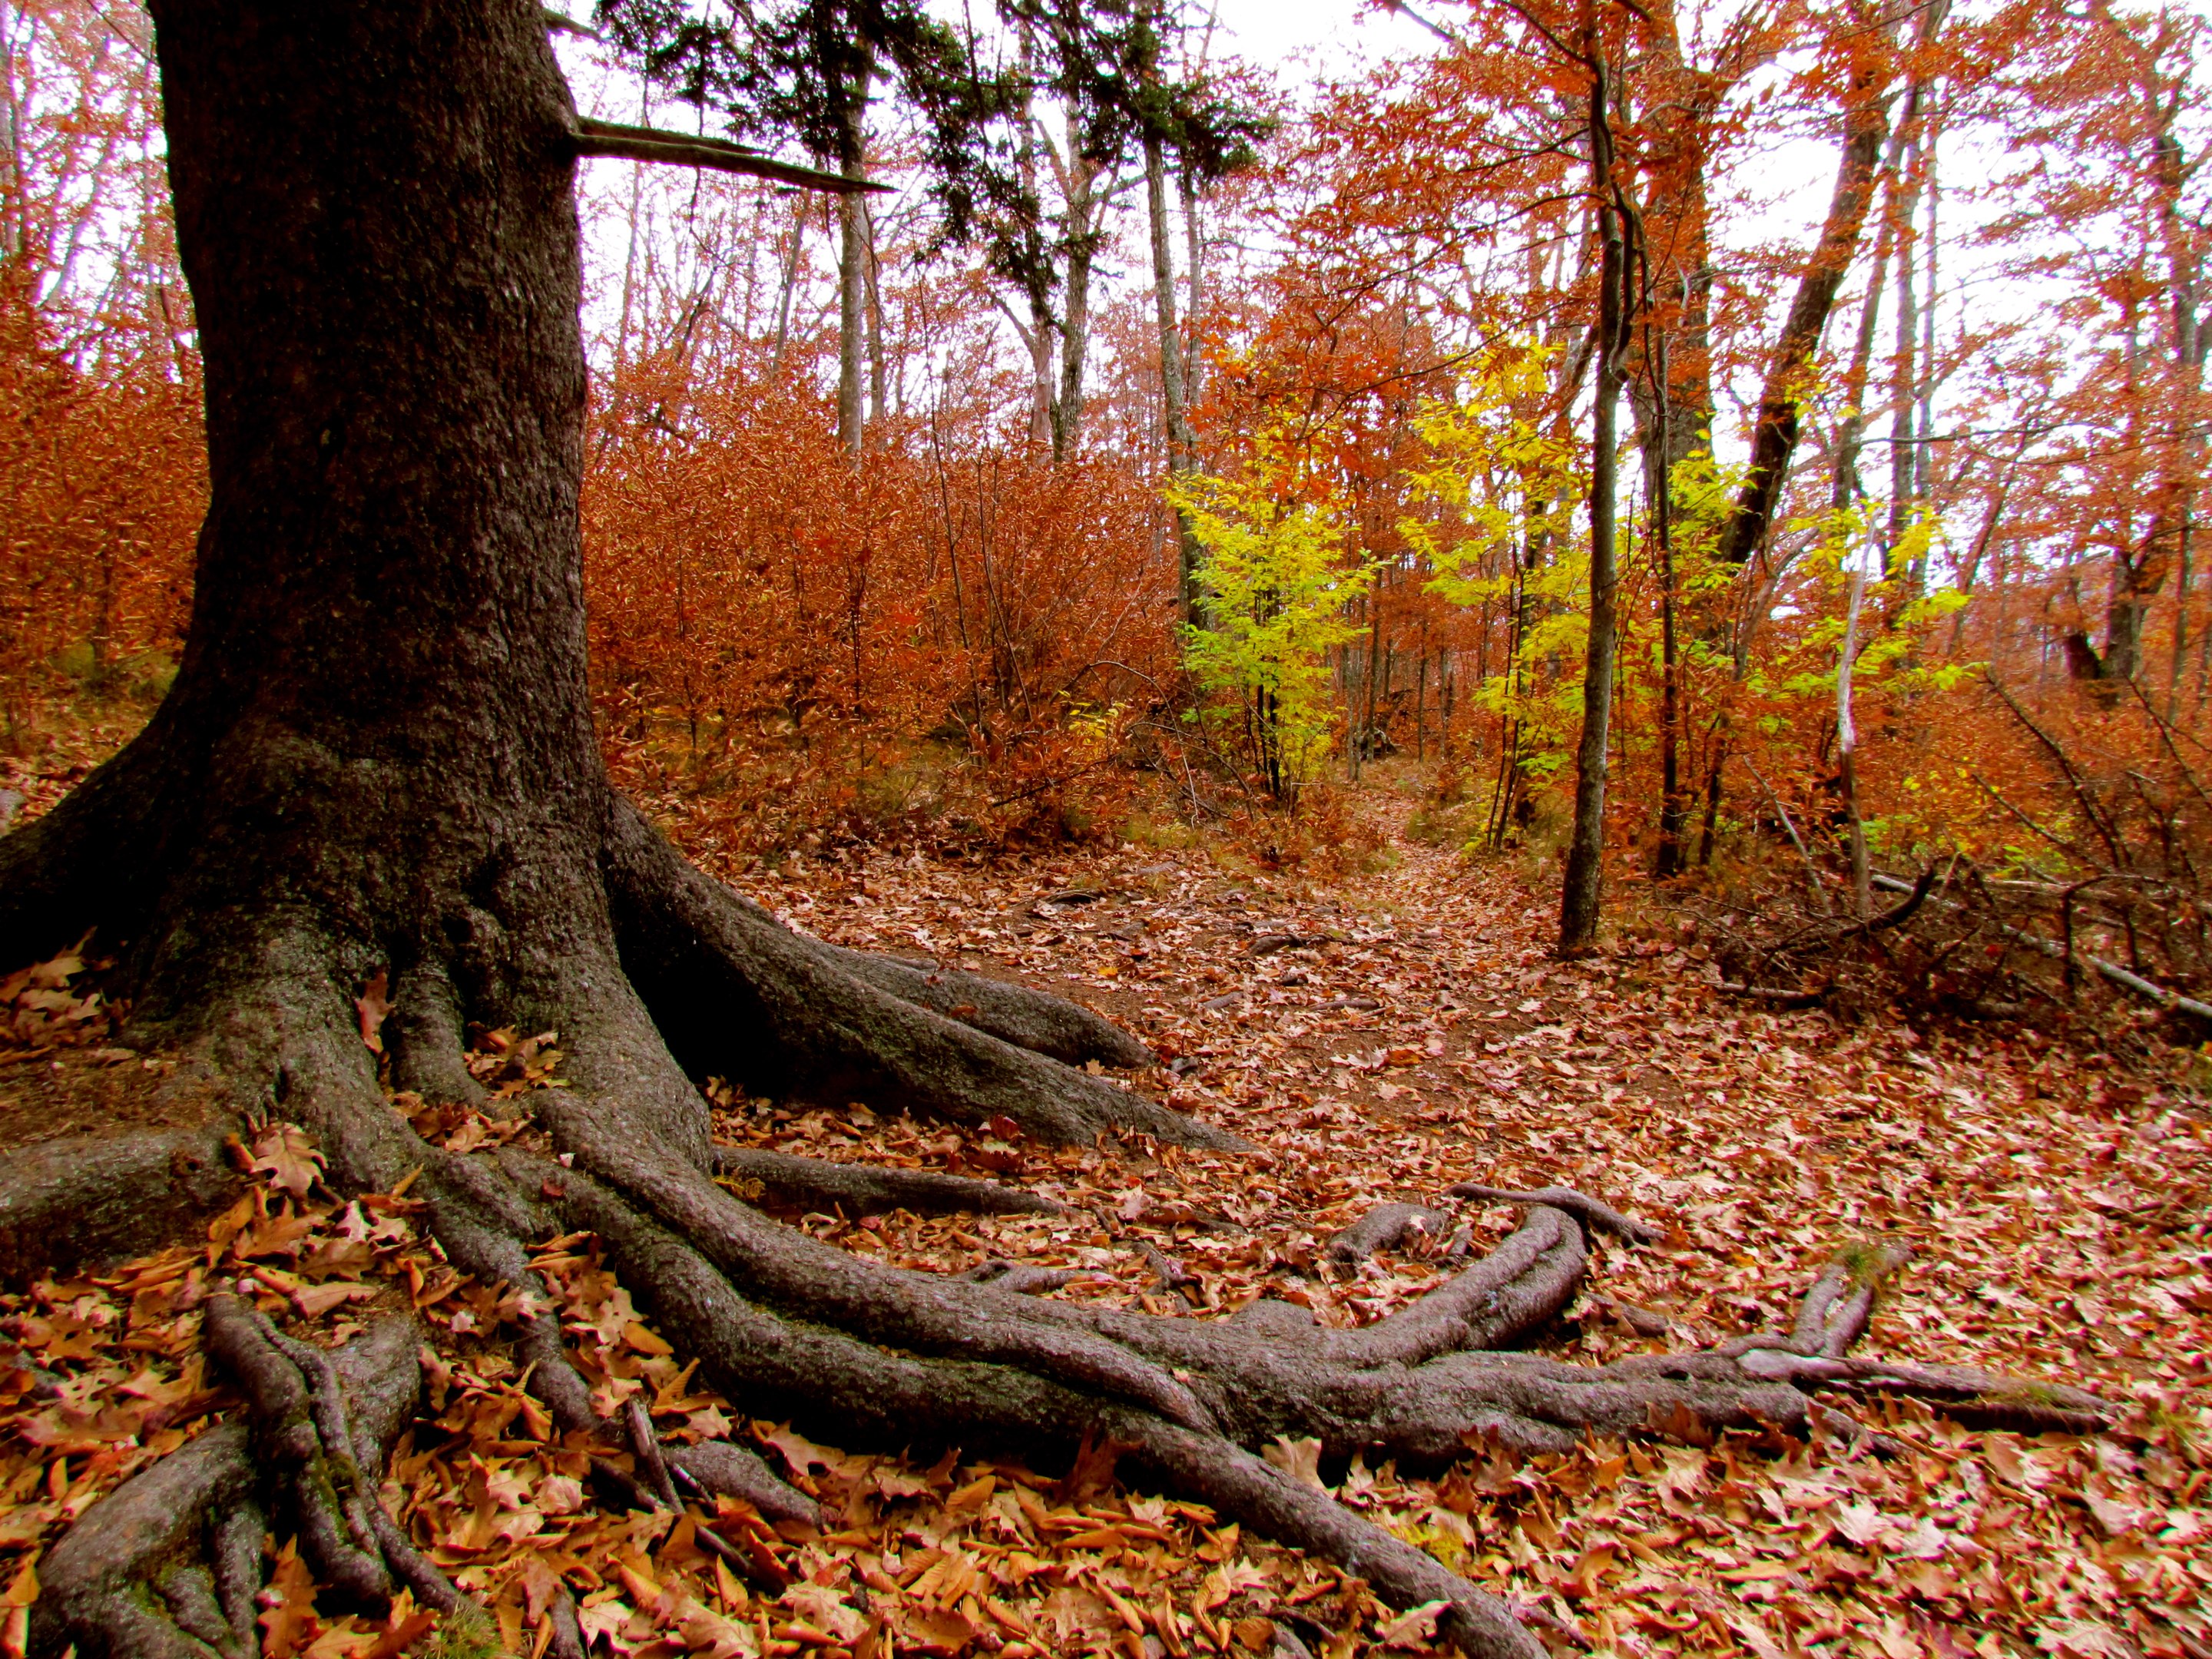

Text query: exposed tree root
(1326, 1201), (1455, 1264)
(710, 1144), (1068, 1217)
(813, 939), (1154, 1069)
(31, 1314), (449, 1659)
(0, 1130), (237, 1282)
(34, 1056), (2123, 1659)
(601, 804), (1237, 1150)
(1446, 1184), (1661, 1246)
(965, 1259), (1096, 1294)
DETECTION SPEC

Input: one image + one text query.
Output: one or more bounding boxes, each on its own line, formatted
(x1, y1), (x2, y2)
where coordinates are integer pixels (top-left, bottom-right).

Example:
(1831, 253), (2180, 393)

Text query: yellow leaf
(1261, 1435), (1326, 1490)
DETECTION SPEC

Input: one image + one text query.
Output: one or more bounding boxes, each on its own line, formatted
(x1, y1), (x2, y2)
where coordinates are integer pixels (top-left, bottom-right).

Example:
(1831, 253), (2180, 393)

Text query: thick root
(519, 1148), (1551, 1657)
(200, 1298), (471, 1614)
(817, 939), (1154, 1069)
(12, 823), (2114, 1659)
(601, 802), (1240, 1149)
(0, 723), (171, 967)
(0, 1130), (237, 1283)
(32, 1316), (430, 1659)
(1447, 1183), (1661, 1246)
(1325, 1201), (1455, 1265)
(712, 1144), (1068, 1217)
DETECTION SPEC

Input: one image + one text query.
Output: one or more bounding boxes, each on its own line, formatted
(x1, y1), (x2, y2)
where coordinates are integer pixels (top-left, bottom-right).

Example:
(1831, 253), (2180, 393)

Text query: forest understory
(2, 754), (2206, 1659)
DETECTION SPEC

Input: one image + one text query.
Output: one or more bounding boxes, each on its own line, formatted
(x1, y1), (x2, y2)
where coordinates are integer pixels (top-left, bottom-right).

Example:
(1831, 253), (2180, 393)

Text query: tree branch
(571, 118), (889, 196)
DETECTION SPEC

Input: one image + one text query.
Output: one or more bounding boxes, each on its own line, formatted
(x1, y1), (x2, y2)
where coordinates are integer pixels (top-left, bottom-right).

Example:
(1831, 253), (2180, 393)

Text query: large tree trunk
(0, 0), (1204, 1210)
(0, 9), (2114, 1659)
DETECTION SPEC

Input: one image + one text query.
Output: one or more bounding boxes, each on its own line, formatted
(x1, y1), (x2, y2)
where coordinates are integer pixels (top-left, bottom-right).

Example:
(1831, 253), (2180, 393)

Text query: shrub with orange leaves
(583, 353), (1183, 858)
(0, 288), (204, 743)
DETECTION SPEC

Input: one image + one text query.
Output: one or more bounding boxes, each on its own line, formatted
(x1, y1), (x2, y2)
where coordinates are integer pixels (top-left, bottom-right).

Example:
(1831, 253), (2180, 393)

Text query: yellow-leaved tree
(1398, 348), (1582, 846)
(1171, 432), (1373, 806)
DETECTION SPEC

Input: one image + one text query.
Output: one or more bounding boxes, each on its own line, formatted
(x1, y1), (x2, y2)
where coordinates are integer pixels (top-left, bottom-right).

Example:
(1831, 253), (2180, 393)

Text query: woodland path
(2, 778), (2208, 1658)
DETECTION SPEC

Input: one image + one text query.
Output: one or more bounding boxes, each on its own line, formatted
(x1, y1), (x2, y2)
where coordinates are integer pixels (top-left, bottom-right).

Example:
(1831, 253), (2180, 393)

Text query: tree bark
(836, 55), (873, 462)
(1884, 121), (1925, 582)
(1055, 155), (1099, 461)
(1560, 47), (1628, 955)
(1146, 127), (1203, 624)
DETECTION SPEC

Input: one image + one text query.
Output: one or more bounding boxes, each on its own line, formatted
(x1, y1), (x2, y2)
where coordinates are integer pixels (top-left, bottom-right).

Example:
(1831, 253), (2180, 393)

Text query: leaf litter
(3, 807), (2209, 1659)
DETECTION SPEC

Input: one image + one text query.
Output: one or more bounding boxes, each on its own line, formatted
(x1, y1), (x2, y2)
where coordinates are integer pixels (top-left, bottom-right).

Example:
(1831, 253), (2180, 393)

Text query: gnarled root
(10, 799), (2112, 1659)
(200, 1297), (468, 1615)
(1448, 1184), (1660, 1247)
(31, 1313), (449, 1659)
(0, 1130), (237, 1284)
(1326, 1202), (1455, 1265)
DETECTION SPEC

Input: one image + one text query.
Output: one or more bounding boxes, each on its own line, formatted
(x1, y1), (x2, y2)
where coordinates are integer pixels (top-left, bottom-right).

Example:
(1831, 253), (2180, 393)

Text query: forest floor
(2, 757), (2210, 1659)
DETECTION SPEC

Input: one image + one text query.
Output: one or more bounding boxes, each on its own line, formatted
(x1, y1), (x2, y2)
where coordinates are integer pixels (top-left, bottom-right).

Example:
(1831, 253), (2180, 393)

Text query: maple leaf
(675, 1595), (760, 1658)
(685, 1403), (733, 1439)
(1376, 1599), (1449, 1648)
(757, 1421), (866, 1483)
(574, 1598), (631, 1651)
(896, 1603), (980, 1656)
(292, 1282), (373, 1319)
(258, 1540), (320, 1659)
(780, 1583), (868, 1644)
(869, 1463), (933, 1500)
(1051, 1426), (1127, 1502)
(1261, 1435), (1326, 1490)
(250, 1124), (324, 1201)
(535, 1474), (585, 1515)
(1834, 1502), (1890, 1547)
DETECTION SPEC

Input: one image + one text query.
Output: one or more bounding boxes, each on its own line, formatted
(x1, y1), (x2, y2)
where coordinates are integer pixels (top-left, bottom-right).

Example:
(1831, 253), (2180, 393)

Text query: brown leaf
(250, 1124), (324, 1201)
(355, 970), (391, 1053)
(258, 1541), (320, 1659)
(1260, 1435), (1326, 1490)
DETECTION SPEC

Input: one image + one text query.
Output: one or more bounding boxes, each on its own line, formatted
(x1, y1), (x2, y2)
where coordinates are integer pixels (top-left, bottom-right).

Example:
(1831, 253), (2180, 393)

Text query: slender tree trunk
(1622, 0), (1714, 477)
(769, 200), (804, 375)
(1884, 125), (1922, 581)
(1837, 544), (1873, 919)
(2171, 519), (2194, 717)
(614, 83), (649, 389)
(836, 57), (872, 462)
(1181, 161), (1206, 414)
(1913, 107), (1940, 551)
(1013, 27), (1057, 452)
(1716, 0), (1908, 566)
(1415, 640), (1427, 760)
(1146, 128), (1201, 623)
(1653, 326), (1687, 879)
(1561, 48), (1629, 955)
(864, 194), (886, 429)
(1830, 165), (1897, 509)
(0, 1), (24, 266)
(1054, 150), (1101, 462)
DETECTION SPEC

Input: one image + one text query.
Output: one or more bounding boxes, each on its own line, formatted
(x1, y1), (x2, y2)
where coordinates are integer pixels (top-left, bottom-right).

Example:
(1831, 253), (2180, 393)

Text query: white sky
(1197, 0), (1439, 78)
